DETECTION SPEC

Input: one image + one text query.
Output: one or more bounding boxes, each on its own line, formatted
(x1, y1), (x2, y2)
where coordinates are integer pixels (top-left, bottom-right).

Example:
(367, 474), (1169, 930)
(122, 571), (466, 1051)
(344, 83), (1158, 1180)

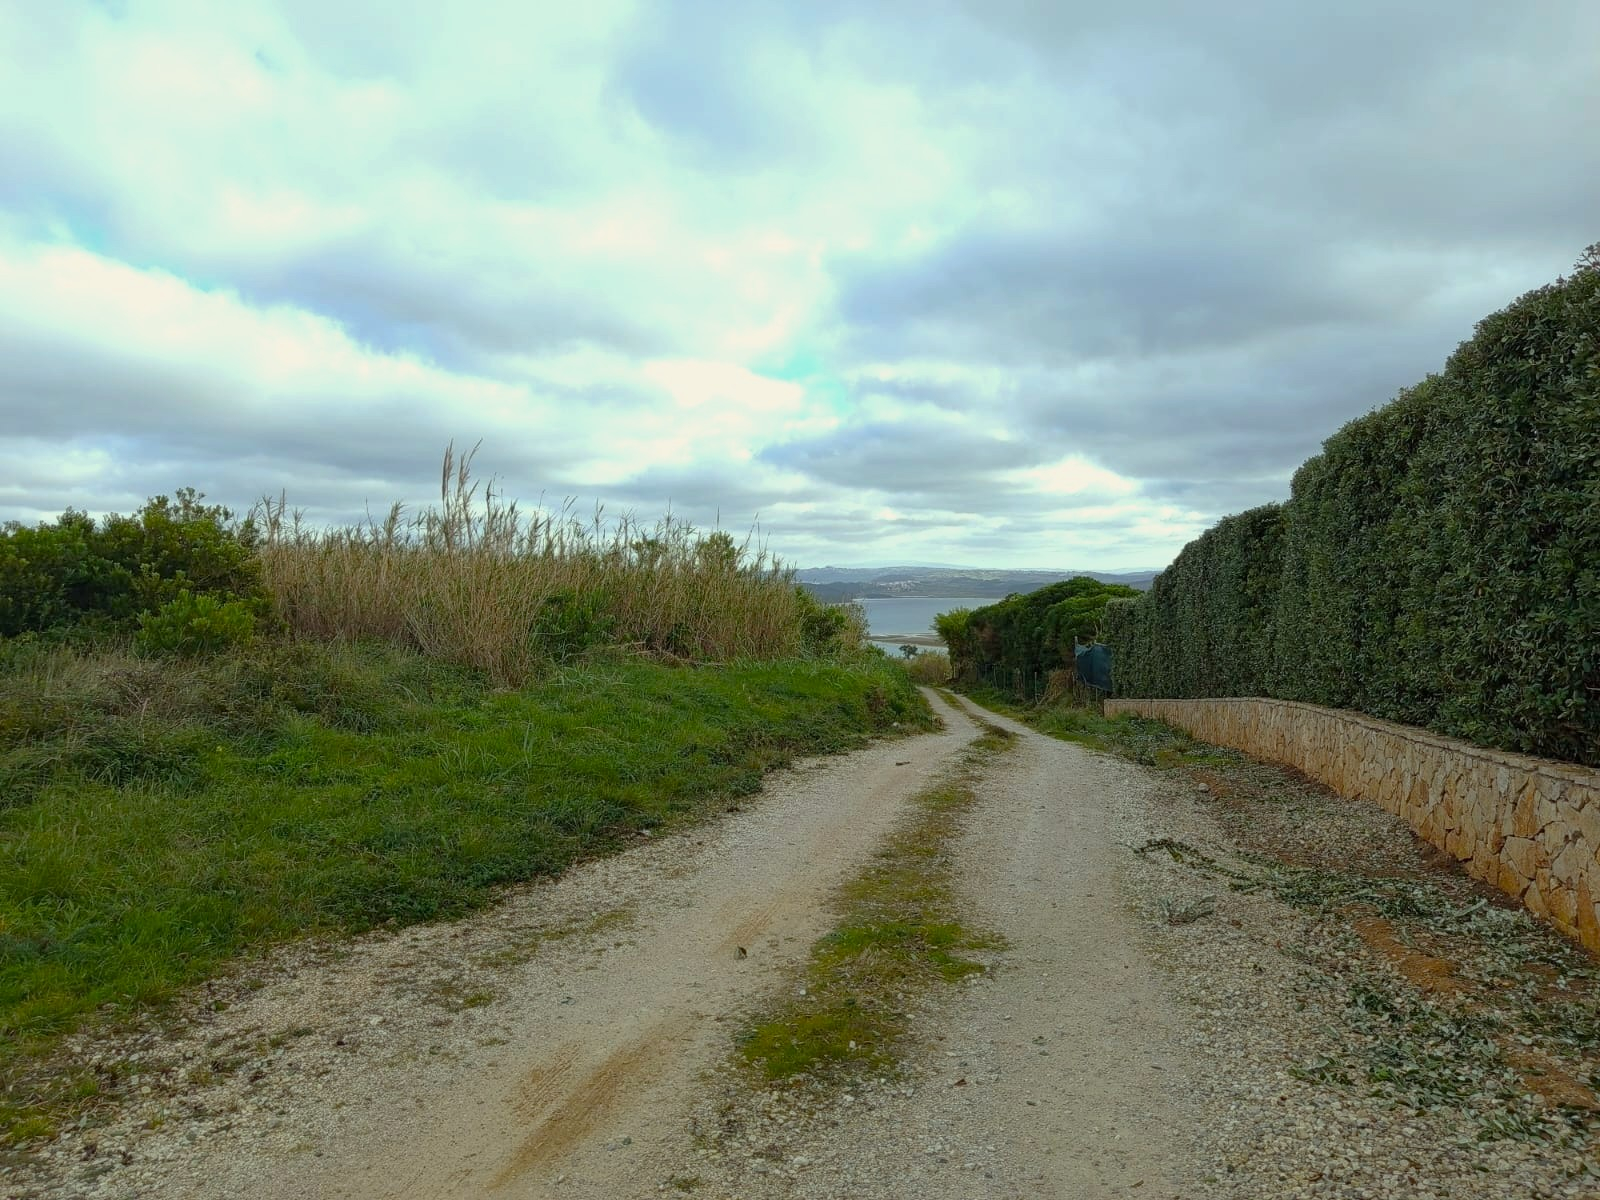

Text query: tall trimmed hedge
(1104, 504), (1284, 699)
(1106, 252), (1599, 767)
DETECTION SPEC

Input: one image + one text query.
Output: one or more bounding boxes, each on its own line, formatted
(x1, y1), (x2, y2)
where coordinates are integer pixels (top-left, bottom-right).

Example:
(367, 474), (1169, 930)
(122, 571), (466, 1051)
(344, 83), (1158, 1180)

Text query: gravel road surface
(11, 689), (1595, 1200)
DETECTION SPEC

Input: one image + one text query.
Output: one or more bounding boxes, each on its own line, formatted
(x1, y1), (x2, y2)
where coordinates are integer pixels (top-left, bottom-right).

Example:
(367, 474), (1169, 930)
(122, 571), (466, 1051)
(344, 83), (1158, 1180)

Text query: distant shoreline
(868, 634), (944, 647)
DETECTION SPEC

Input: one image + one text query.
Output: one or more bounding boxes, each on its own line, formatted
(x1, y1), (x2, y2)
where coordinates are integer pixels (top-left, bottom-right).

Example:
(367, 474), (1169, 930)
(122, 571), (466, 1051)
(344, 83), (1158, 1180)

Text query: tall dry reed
(255, 448), (846, 683)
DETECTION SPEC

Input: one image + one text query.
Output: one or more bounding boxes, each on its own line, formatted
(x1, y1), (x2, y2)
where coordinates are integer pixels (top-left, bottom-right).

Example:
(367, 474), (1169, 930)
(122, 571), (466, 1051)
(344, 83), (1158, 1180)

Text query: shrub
(793, 588), (865, 657)
(0, 490), (264, 638)
(941, 578), (1139, 697)
(529, 587), (617, 661)
(1107, 251), (1600, 766)
(135, 591), (257, 657)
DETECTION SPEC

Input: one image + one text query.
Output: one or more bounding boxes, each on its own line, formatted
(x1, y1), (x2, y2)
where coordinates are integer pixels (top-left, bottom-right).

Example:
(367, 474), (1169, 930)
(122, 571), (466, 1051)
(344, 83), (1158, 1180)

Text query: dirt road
(20, 690), (1201, 1198)
(19, 689), (1596, 1199)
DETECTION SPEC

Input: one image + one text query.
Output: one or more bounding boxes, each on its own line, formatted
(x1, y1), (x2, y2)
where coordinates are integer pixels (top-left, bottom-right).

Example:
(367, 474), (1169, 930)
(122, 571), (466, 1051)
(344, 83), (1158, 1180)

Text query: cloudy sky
(3, 1), (1596, 569)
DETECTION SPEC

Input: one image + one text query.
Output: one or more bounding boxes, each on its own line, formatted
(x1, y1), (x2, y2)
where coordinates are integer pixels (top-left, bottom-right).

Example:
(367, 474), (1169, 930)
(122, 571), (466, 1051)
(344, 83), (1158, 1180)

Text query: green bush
(0, 489), (264, 638)
(135, 591), (257, 657)
(941, 578), (1139, 695)
(530, 587), (617, 661)
(1104, 505), (1284, 698)
(1107, 251), (1600, 766)
(795, 587), (865, 655)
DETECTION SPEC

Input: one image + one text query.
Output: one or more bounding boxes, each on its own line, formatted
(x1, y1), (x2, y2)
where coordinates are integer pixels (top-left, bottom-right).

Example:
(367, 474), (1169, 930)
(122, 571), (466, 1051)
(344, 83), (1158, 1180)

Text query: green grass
(0, 638), (930, 1143)
(960, 687), (1239, 768)
(739, 725), (1014, 1081)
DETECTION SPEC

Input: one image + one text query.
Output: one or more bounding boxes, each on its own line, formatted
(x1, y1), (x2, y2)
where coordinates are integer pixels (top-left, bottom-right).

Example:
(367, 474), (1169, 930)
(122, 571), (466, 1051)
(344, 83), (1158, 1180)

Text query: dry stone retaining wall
(1104, 697), (1600, 955)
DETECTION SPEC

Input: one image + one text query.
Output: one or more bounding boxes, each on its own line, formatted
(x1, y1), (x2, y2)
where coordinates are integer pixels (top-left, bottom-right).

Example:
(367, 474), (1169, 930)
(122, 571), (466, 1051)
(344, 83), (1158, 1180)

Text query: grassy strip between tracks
(739, 717), (1015, 1081)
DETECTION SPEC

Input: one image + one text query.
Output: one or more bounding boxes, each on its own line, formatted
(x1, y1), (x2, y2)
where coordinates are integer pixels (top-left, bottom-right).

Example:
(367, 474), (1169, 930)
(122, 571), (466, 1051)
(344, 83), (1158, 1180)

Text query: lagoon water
(857, 596), (993, 647)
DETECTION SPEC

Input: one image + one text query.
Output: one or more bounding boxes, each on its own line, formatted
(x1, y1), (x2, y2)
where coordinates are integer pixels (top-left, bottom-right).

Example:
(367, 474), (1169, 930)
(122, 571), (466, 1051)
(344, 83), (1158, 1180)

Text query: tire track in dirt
(27, 691), (981, 1200)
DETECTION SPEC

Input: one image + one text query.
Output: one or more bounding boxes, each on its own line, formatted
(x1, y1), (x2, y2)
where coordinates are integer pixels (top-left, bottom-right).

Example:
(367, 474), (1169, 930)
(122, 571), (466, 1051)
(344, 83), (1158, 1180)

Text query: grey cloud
(232, 232), (671, 369)
(759, 421), (1054, 493)
(0, 326), (587, 500)
(5, 0), (1598, 570)
(559, 464), (806, 537)
(603, 0), (852, 169)
(832, 220), (1363, 364)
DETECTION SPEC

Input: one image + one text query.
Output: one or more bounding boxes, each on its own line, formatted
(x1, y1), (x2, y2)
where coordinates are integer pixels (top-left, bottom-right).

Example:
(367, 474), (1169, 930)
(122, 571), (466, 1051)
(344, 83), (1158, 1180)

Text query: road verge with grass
(0, 641), (927, 1145)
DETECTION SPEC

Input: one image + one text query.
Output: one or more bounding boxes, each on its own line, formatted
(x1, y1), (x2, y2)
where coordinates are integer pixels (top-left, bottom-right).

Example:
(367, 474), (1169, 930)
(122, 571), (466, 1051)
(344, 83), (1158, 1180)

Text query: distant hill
(796, 565), (1158, 602)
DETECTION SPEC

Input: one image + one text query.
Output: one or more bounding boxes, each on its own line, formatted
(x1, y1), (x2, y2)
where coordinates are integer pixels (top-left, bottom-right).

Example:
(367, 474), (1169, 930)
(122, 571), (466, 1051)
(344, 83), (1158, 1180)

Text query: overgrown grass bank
(739, 723), (1014, 1081)
(0, 641), (928, 1142)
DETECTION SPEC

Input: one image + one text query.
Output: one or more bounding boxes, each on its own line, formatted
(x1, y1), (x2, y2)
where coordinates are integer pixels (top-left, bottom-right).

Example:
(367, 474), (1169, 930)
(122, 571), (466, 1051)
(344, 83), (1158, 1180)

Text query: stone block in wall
(1407, 774), (1430, 819)
(1548, 883), (1580, 932)
(1467, 849), (1498, 885)
(1580, 877), (1600, 948)
(1526, 880), (1550, 919)
(1514, 782), (1541, 840)
(1503, 836), (1540, 882)
(1497, 859), (1529, 898)
(1536, 783), (1565, 836)
(1577, 806), (1600, 864)
(1550, 831), (1584, 879)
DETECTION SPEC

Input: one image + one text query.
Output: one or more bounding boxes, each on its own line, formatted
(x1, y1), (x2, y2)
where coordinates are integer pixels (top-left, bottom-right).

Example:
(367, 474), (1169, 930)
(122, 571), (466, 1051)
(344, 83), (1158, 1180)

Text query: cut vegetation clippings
(968, 691), (1600, 1176)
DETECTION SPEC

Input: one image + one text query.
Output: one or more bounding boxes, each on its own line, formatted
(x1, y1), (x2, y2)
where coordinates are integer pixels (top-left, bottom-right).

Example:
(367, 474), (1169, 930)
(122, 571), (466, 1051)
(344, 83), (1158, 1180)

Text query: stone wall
(1104, 697), (1600, 954)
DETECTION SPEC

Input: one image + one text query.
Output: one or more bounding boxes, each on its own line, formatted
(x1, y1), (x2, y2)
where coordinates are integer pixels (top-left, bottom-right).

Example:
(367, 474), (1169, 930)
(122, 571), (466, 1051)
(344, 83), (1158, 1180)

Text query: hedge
(1104, 504), (1284, 700)
(941, 576), (1139, 693)
(1105, 250), (1599, 767)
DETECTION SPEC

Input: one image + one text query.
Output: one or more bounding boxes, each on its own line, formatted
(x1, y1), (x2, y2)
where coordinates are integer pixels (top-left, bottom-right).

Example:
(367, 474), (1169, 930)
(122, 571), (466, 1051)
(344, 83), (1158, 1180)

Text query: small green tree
(934, 608), (975, 681)
(0, 489), (265, 638)
(695, 530), (742, 572)
(135, 589), (257, 657)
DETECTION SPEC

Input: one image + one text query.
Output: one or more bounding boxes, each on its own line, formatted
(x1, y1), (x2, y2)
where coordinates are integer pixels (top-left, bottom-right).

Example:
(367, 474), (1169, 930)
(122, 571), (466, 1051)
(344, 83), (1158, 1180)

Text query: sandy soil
(672, 696), (1199, 1199)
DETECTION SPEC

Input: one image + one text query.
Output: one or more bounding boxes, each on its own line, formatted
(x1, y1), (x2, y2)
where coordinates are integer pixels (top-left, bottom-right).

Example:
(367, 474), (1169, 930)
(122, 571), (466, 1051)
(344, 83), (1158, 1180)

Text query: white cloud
(1008, 457), (1139, 498)
(2, 0), (1596, 569)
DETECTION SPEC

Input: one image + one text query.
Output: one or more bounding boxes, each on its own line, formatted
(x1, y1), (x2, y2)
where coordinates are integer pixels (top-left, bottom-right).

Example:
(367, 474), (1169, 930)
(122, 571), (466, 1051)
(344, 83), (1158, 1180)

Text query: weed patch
(962, 688), (1229, 767)
(738, 724), (1014, 1082)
